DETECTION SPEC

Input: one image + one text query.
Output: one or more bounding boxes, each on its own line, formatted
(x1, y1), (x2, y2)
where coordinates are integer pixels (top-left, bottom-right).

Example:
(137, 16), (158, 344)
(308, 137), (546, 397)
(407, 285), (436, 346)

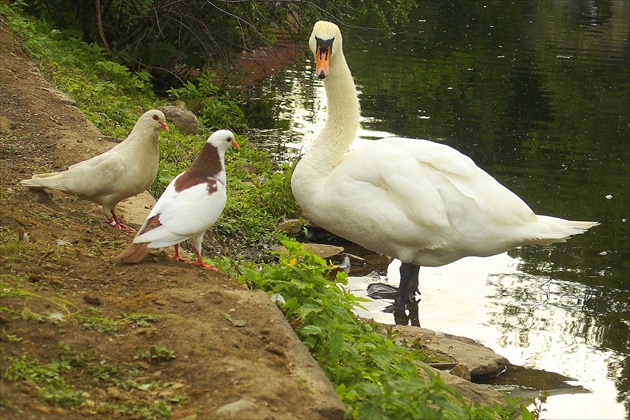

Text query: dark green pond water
(239, 1), (629, 417)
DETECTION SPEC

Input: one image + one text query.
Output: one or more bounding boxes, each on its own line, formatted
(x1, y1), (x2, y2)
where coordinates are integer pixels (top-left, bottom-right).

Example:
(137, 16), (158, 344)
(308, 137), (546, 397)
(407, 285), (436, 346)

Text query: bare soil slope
(0, 16), (345, 419)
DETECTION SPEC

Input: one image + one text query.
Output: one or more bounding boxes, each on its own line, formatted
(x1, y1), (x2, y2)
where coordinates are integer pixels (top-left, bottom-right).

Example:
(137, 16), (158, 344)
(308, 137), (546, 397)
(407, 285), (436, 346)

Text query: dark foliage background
(21, 0), (415, 87)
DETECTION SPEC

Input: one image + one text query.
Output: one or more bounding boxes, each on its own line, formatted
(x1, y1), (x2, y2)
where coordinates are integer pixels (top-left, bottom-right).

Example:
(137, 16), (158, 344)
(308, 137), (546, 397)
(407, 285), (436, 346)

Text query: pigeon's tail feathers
(117, 242), (151, 263)
(21, 172), (69, 192)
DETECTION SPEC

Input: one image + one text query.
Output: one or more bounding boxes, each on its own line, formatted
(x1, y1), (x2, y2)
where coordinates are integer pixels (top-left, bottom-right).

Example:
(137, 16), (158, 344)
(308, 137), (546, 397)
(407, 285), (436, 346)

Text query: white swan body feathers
(291, 21), (598, 323)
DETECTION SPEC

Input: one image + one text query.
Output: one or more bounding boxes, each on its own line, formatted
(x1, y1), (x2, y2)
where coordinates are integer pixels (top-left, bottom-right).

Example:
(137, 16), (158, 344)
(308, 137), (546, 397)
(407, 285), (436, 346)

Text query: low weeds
(5, 354), (85, 407)
(0, 283), (164, 334)
(135, 345), (177, 363)
(4, 343), (181, 418)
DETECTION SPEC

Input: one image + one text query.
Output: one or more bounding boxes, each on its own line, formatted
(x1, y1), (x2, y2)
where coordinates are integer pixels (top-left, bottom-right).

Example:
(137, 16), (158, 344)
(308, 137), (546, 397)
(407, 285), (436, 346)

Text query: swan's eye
(152, 115), (159, 121)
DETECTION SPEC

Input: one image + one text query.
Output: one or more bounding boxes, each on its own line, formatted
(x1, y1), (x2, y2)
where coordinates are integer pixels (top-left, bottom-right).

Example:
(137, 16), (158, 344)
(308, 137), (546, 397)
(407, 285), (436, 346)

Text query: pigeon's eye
(152, 115), (159, 121)
(226, 137), (232, 142)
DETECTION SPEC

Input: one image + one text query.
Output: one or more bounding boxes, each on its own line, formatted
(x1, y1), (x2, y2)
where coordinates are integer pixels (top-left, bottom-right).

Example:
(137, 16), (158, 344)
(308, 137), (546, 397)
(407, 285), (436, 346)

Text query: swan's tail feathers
(117, 242), (151, 263)
(528, 216), (599, 245)
(21, 172), (69, 192)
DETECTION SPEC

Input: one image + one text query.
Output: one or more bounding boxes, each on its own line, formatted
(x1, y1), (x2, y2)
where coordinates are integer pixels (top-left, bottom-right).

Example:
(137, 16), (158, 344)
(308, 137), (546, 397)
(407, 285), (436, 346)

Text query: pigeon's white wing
(60, 151), (128, 197)
(133, 179), (227, 247)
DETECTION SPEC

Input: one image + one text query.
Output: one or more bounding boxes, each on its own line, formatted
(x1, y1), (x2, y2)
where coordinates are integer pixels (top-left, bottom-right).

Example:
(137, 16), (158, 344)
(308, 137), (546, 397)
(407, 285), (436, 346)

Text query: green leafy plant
(237, 238), (533, 418)
(167, 72), (244, 130)
(527, 392), (549, 419)
(120, 313), (162, 328)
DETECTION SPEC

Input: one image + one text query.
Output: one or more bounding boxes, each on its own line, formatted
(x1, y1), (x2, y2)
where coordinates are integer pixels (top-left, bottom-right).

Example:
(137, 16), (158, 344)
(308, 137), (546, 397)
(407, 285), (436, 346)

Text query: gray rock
(393, 326), (509, 380)
(158, 103), (202, 134)
(275, 243), (345, 259)
(278, 218), (302, 234)
(450, 363), (471, 381)
(422, 366), (505, 407)
(215, 398), (257, 418)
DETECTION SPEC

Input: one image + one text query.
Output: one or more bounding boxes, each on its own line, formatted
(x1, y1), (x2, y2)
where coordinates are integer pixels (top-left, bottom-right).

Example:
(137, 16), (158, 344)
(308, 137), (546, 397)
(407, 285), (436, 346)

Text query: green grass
(4, 343), (181, 418)
(2, 6), (155, 136)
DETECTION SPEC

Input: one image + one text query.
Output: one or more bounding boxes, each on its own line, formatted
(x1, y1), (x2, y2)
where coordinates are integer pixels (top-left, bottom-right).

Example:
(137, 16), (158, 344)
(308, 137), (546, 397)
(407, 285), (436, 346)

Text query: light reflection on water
(347, 254), (626, 419)
(266, 67), (398, 160)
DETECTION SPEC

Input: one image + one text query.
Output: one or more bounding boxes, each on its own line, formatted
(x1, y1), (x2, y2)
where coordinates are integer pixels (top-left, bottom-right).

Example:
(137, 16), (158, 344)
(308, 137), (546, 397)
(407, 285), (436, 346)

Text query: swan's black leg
(396, 263), (420, 307)
(393, 263), (421, 326)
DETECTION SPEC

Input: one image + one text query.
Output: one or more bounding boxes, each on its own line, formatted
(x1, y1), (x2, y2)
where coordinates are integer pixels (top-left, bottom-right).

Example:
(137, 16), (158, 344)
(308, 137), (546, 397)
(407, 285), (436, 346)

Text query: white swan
(291, 21), (599, 325)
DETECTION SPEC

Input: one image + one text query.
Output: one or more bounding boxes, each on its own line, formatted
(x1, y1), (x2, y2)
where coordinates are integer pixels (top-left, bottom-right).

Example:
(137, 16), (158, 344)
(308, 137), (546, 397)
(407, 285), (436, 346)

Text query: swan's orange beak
(315, 44), (331, 79)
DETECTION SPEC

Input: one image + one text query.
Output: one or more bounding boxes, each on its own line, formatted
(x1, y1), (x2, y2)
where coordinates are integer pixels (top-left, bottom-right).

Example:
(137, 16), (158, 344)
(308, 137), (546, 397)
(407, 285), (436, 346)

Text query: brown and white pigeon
(117, 129), (239, 270)
(21, 109), (168, 232)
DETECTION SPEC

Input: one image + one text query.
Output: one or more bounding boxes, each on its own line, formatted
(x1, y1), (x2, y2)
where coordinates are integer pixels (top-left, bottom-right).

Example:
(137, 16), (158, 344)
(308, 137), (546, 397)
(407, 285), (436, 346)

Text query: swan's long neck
(302, 52), (360, 173)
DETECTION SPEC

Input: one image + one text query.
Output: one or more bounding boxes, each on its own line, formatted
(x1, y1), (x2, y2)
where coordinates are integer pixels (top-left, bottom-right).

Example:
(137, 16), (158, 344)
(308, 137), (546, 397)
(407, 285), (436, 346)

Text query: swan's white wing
(330, 139), (454, 229)
(370, 138), (537, 225)
(312, 137), (541, 259)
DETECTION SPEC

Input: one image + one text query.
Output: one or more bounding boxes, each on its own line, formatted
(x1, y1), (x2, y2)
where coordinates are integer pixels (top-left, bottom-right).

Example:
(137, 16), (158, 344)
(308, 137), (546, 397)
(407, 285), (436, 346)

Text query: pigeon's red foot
(107, 215), (135, 233)
(190, 260), (217, 271)
(116, 222), (136, 233)
(170, 246), (215, 270)
(171, 245), (190, 262)
(191, 249), (216, 271)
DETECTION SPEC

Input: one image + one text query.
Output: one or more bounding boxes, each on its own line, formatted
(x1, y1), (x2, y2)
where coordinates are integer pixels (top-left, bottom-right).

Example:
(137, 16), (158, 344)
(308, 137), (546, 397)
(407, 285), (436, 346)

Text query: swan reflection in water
(367, 281), (421, 327)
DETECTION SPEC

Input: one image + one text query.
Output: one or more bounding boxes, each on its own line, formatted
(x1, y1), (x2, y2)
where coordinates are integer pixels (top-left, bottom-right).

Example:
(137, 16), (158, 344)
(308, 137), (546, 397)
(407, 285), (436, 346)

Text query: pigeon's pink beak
(231, 139), (240, 150)
(160, 122), (169, 131)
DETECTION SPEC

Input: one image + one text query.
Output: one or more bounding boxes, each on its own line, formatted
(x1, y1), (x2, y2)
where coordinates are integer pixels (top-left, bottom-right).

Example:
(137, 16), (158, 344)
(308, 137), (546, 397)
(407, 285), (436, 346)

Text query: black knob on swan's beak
(317, 71), (327, 80)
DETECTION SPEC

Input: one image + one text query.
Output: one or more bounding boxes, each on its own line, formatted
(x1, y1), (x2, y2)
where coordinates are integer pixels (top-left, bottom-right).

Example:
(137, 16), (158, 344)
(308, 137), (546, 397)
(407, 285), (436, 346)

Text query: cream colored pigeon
(117, 129), (239, 270)
(21, 110), (168, 232)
